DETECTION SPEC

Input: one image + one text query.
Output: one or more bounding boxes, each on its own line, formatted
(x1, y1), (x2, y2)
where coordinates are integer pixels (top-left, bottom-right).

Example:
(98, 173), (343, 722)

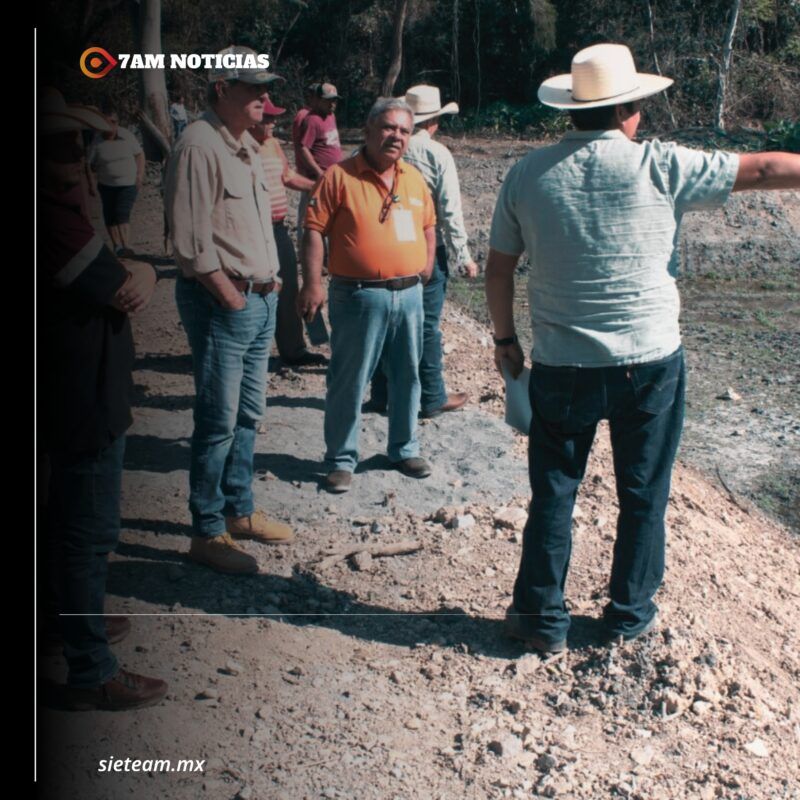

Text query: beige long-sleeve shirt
(165, 110), (280, 282)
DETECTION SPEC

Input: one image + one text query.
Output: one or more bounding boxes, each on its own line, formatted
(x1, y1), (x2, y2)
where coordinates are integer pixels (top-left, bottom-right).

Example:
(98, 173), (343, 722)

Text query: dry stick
(715, 464), (751, 515)
(273, 3), (305, 66)
(316, 540), (423, 570)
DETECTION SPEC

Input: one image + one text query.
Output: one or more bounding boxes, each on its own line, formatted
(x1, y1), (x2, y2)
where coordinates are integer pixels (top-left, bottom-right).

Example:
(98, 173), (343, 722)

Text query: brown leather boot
(225, 510), (294, 545)
(189, 533), (259, 574)
(65, 668), (168, 711)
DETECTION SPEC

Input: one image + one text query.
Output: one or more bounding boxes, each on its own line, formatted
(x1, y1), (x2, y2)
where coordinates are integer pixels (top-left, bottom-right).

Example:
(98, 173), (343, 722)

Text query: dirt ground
(38, 135), (799, 800)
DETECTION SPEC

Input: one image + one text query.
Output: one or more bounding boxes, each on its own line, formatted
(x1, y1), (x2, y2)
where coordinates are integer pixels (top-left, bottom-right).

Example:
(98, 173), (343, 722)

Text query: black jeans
(273, 220), (307, 360)
(514, 348), (685, 642)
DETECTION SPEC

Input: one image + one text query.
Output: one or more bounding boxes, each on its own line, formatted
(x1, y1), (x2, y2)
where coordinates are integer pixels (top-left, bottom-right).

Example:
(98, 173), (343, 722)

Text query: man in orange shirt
(297, 97), (436, 493)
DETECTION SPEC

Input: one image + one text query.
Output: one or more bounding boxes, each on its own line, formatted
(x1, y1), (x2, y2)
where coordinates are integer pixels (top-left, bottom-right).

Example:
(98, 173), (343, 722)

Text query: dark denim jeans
(370, 245), (449, 414)
(514, 348), (685, 643)
(176, 277), (277, 536)
(273, 220), (307, 360)
(45, 436), (125, 687)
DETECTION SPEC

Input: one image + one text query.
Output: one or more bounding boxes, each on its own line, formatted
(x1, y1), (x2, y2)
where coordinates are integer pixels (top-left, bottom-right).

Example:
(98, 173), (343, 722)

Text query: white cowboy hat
(39, 87), (112, 134)
(404, 85), (459, 123)
(538, 43), (673, 110)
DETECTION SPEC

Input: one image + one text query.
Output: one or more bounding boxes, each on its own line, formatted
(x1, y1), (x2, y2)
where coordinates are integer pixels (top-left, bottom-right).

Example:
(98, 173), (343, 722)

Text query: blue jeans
(324, 280), (424, 471)
(46, 436), (125, 687)
(176, 277), (277, 537)
(514, 348), (685, 642)
(370, 245), (449, 413)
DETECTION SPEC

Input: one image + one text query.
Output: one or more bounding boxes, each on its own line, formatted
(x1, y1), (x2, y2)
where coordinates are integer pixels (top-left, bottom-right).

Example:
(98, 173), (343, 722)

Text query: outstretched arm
(733, 152), (800, 192)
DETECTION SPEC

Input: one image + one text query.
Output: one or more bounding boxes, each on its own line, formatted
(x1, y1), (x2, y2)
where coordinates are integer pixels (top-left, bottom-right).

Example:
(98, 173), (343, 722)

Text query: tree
(715, 0), (742, 130)
(133, 0), (171, 159)
(381, 0), (410, 97)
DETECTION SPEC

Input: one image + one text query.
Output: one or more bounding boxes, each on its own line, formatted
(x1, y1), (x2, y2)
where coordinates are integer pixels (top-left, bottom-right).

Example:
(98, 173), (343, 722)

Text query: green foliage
(764, 119), (800, 152)
(455, 101), (567, 137)
(38, 0), (800, 133)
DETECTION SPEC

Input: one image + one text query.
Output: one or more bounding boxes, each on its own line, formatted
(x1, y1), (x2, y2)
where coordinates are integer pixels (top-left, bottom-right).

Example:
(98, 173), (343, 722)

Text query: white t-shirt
(490, 130), (739, 367)
(90, 127), (142, 187)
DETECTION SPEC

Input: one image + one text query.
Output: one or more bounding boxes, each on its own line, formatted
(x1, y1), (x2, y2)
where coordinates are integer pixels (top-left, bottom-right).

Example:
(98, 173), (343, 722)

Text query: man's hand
(220, 292), (247, 311)
(463, 260), (479, 279)
(296, 282), (325, 322)
(494, 341), (524, 379)
(197, 270), (247, 310)
(113, 260), (157, 315)
(298, 228), (327, 321)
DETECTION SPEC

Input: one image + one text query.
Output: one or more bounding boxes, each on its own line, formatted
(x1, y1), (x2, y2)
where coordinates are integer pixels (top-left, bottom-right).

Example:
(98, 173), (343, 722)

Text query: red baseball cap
(261, 96), (286, 117)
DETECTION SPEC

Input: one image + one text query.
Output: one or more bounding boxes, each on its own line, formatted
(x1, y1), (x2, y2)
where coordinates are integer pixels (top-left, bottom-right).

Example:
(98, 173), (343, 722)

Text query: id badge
(392, 208), (417, 242)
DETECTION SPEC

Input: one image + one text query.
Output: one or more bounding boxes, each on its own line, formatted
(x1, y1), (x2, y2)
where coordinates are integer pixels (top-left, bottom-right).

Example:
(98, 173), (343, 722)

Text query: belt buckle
(243, 279), (253, 296)
(387, 277), (400, 291)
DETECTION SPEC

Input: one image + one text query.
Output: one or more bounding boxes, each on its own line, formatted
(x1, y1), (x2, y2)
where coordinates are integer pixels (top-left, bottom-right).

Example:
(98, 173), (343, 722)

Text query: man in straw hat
(39, 89), (166, 709)
(165, 46), (295, 575)
(485, 43), (800, 653)
(365, 84), (478, 419)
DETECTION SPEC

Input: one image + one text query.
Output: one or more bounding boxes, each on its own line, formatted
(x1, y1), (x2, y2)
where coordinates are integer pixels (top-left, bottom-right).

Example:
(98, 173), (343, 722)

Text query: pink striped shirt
(258, 138), (289, 222)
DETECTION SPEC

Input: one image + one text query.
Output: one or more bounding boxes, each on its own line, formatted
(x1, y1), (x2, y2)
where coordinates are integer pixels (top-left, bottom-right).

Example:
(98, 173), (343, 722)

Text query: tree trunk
(135, 0), (172, 158)
(451, 0), (461, 104)
(715, 0), (742, 131)
(644, 0), (677, 129)
(473, 0), (481, 119)
(274, 2), (306, 66)
(381, 0), (410, 97)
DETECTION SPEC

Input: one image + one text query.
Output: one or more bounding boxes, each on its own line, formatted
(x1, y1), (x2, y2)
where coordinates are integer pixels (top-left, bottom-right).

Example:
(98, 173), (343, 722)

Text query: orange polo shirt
(304, 151), (436, 279)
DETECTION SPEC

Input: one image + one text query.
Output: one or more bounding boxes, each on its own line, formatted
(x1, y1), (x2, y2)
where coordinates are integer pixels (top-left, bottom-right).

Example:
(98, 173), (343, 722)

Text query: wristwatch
(493, 334), (518, 346)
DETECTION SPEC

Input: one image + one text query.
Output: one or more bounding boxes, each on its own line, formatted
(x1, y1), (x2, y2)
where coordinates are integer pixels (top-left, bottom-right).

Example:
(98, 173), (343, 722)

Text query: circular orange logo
(79, 47), (118, 79)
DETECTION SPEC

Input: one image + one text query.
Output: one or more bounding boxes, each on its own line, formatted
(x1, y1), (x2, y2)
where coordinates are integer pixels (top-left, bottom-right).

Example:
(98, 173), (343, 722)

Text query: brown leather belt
(229, 278), (278, 296)
(331, 275), (420, 291)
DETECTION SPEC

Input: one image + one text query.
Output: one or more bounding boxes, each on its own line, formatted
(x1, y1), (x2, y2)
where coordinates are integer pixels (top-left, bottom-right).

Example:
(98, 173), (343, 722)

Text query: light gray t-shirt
(490, 129), (739, 367)
(89, 127), (142, 187)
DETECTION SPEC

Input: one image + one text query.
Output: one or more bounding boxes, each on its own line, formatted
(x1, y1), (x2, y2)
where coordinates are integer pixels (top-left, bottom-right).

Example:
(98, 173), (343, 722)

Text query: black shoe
(504, 605), (567, 653)
(282, 351), (328, 368)
(604, 613), (659, 645)
(394, 457), (432, 479)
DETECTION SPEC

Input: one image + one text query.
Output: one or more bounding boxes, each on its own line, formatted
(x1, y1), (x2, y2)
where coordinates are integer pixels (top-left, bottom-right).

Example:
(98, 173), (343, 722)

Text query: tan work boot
(188, 533), (259, 574)
(225, 510), (294, 545)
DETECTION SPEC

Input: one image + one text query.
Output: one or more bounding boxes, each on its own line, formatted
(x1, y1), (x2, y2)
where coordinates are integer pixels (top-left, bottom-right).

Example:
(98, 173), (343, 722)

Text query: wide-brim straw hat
(39, 87), (112, 134)
(538, 43), (672, 110)
(404, 84), (459, 123)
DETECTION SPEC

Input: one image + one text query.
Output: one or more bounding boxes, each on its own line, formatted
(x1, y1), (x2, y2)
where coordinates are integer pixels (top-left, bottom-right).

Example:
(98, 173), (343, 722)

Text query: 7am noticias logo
(79, 46), (270, 79)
